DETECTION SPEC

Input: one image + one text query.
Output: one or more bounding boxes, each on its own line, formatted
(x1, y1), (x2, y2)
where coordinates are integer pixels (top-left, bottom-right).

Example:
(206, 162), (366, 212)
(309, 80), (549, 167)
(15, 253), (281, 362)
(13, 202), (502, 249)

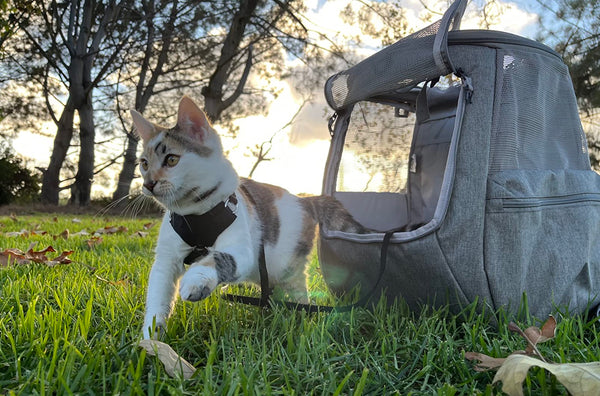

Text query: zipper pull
(328, 112), (338, 137)
(455, 68), (474, 104)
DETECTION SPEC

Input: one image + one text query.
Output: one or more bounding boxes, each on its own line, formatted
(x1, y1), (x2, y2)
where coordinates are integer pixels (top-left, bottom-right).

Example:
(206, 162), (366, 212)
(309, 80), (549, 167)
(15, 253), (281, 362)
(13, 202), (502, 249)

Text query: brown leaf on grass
(0, 248), (27, 266)
(139, 339), (196, 380)
(493, 354), (600, 396)
(523, 316), (556, 355)
(466, 316), (600, 395)
(86, 236), (103, 249)
(465, 352), (506, 372)
(143, 222), (156, 230)
(5, 229), (47, 238)
(47, 250), (74, 266)
(0, 243), (73, 267)
(5, 229), (29, 237)
(9, 214), (18, 222)
(94, 225), (128, 235)
(135, 231), (149, 238)
(71, 229), (90, 237)
(54, 229), (70, 240)
(26, 243), (56, 263)
(508, 316), (556, 361)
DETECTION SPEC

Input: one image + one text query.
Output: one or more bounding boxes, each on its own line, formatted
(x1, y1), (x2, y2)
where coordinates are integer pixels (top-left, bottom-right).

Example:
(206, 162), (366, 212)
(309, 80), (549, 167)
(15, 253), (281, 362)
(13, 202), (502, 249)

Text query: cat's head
(131, 96), (238, 214)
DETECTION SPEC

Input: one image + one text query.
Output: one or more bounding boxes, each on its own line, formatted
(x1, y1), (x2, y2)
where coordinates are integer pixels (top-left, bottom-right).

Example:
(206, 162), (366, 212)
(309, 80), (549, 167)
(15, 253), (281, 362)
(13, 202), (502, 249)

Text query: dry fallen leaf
(507, 316), (556, 361)
(94, 225), (128, 235)
(86, 236), (103, 249)
(5, 229), (29, 238)
(47, 250), (74, 266)
(464, 352), (506, 372)
(26, 243), (56, 263)
(0, 243), (73, 267)
(494, 354), (600, 396)
(5, 229), (47, 238)
(523, 316), (556, 355)
(139, 339), (196, 380)
(54, 229), (70, 240)
(143, 222), (156, 230)
(71, 229), (90, 237)
(466, 316), (600, 395)
(135, 231), (149, 238)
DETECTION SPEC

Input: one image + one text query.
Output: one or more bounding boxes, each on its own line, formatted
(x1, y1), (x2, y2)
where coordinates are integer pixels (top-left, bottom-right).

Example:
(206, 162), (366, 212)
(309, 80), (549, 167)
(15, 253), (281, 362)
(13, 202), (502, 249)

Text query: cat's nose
(144, 180), (157, 193)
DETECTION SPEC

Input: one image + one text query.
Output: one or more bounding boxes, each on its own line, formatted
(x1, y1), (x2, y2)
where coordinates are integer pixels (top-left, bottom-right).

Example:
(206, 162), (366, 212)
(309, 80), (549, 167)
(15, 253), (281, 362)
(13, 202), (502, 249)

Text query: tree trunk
(70, 99), (95, 206)
(40, 97), (75, 204)
(203, 0), (258, 121)
(112, 131), (139, 204)
(111, 0), (178, 205)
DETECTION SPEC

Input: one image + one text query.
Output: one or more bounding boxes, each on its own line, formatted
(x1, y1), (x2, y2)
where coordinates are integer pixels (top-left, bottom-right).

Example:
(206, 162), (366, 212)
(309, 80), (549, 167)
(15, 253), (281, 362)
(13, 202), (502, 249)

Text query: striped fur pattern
(132, 96), (366, 339)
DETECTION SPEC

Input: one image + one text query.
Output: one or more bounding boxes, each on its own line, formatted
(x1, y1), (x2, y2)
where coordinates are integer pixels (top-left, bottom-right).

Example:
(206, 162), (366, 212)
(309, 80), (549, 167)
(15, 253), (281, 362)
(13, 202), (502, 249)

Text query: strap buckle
(224, 194), (238, 214)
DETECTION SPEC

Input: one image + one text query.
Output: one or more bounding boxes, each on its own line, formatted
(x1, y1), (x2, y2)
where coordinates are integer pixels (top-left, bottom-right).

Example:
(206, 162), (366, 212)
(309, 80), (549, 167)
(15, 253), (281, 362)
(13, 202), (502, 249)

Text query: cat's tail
(300, 196), (369, 234)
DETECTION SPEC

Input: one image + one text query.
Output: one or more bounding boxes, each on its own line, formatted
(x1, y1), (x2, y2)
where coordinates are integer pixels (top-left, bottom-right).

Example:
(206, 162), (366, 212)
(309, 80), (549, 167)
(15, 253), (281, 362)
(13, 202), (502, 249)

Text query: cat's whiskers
(126, 194), (147, 218)
(96, 193), (135, 218)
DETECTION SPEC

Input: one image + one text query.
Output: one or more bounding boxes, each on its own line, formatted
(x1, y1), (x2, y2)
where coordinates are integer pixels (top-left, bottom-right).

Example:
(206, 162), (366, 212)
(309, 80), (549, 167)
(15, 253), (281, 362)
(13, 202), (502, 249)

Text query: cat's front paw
(142, 317), (166, 340)
(179, 266), (218, 302)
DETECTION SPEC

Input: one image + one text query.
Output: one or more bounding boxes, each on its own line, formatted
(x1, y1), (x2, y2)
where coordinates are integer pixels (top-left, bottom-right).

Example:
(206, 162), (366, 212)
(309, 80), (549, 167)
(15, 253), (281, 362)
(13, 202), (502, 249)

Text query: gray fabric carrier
(318, 0), (600, 318)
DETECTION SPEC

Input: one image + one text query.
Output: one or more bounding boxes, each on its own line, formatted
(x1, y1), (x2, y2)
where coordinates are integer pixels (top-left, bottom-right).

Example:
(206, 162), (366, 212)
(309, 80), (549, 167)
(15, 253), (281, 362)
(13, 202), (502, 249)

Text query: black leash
(222, 226), (399, 314)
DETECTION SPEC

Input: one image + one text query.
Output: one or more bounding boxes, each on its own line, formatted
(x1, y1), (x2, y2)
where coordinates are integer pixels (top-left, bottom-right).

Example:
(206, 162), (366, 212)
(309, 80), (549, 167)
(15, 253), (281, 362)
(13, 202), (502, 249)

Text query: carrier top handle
(323, 0), (468, 112)
(433, 0), (467, 73)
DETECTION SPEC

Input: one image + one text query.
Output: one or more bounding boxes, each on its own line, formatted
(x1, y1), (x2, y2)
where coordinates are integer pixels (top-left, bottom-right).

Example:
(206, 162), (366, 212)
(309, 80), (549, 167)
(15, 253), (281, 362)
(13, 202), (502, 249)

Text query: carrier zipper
(502, 193), (600, 209)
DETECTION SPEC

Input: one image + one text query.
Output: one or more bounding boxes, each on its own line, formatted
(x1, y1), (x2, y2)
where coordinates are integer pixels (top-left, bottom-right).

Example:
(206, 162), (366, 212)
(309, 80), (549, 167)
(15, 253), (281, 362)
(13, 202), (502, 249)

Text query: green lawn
(1, 213), (598, 395)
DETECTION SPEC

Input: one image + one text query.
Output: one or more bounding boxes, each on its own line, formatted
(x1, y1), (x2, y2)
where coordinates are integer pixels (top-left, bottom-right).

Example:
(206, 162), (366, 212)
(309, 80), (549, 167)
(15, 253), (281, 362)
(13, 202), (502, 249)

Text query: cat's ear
(130, 110), (158, 142)
(176, 96), (211, 142)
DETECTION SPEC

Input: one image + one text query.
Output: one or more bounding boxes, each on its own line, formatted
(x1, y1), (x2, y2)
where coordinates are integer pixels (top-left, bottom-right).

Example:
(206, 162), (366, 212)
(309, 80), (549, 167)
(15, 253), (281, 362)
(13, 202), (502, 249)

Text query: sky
(12, 0), (544, 197)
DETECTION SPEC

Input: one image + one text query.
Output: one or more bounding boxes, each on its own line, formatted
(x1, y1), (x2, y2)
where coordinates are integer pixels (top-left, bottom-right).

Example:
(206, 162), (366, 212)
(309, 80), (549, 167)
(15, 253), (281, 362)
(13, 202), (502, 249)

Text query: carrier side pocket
(484, 169), (600, 315)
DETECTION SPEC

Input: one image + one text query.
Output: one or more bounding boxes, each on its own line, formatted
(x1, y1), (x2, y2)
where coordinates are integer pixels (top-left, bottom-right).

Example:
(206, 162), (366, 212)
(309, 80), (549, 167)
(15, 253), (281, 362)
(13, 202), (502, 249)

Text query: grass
(1, 213), (599, 395)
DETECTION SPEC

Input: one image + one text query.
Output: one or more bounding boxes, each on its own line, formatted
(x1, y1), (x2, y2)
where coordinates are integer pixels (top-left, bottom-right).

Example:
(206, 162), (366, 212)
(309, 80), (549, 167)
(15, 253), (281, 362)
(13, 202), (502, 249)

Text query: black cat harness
(169, 189), (272, 306)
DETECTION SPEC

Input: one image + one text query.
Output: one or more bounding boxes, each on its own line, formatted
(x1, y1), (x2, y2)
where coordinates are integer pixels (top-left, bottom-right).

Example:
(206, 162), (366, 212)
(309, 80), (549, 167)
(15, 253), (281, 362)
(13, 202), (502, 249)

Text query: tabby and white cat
(132, 96), (364, 339)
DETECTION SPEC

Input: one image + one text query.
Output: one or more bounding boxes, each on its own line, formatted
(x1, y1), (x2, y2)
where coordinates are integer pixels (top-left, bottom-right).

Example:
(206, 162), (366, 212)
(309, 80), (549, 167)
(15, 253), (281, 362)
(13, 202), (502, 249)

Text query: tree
(111, 0), (210, 205)
(537, 0), (600, 169)
(112, 0), (311, 203)
(537, 0), (600, 112)
(6, 0), (134, 205)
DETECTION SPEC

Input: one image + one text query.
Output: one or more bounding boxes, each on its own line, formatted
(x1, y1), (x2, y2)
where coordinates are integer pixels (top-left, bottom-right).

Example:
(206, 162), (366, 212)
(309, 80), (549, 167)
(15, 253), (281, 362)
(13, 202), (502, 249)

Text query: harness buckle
(224, 194), (238, 214)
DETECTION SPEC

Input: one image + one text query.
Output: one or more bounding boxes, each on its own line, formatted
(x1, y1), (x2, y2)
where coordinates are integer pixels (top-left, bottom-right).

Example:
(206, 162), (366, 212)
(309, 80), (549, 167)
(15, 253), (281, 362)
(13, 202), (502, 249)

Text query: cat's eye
(165, 154), (180, 167)
(140, 159), (149, 171)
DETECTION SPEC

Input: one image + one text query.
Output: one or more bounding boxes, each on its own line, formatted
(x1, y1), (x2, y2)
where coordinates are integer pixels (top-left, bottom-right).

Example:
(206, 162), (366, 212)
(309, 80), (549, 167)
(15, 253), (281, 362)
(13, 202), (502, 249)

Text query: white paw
(142, 316), (166, 340)
(179, 266), (218, 302)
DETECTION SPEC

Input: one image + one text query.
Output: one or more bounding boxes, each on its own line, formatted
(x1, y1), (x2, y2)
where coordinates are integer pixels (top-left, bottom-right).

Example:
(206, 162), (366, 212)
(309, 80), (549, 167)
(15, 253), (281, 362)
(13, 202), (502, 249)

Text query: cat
(132, 96), (366, 339)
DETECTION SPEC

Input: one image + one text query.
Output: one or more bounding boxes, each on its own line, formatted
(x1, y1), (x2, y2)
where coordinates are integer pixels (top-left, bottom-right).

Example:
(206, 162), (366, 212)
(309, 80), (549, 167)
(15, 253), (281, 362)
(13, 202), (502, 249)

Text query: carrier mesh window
(489, 49), (589, 172)
(336, 102), (415, 193)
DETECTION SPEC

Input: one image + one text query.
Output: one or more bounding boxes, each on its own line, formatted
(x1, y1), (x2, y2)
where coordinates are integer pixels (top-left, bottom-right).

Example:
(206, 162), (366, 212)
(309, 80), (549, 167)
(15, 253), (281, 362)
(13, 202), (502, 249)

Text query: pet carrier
(318, 0), (600, 318)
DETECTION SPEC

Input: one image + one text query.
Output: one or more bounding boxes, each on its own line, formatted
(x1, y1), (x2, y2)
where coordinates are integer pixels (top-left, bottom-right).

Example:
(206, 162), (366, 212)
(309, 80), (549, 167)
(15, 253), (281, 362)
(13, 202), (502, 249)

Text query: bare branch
(221, 45), (253, 110)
